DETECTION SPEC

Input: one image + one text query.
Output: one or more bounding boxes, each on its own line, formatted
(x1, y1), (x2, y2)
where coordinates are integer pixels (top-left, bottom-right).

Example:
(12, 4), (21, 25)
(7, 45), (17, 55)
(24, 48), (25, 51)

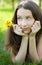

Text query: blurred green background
(0, 0), (42, 65)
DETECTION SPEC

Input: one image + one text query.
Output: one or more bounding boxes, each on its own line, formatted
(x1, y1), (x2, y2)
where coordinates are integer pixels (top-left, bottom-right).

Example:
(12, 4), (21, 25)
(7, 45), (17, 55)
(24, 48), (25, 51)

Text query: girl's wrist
(29, 33), (36, 38)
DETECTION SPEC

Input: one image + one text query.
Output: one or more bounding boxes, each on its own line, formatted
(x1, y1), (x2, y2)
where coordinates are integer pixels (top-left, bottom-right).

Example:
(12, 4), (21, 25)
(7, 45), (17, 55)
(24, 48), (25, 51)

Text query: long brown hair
(5, 1), (42, 56)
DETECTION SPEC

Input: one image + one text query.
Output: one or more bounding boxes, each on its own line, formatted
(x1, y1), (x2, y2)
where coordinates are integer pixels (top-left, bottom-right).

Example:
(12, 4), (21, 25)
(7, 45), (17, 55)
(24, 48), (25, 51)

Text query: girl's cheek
(17, 21), (21, 25)
(27, 20), (35, 27)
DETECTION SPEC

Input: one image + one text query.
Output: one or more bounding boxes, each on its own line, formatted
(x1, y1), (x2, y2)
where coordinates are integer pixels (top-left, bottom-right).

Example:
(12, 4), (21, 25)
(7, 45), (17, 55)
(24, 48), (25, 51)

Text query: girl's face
(17, 8), (35, 33)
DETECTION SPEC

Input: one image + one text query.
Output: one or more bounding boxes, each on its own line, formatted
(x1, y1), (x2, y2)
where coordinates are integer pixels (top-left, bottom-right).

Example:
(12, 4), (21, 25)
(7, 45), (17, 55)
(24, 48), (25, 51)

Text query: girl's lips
(22, 27), (31, 33)
(22, 28), (28, 31)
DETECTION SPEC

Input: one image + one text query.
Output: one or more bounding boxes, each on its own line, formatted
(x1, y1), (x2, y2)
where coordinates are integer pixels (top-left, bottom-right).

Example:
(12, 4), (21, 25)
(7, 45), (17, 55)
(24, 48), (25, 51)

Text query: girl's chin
(22, 28), (31, 34)
(22, 30), (30, 34)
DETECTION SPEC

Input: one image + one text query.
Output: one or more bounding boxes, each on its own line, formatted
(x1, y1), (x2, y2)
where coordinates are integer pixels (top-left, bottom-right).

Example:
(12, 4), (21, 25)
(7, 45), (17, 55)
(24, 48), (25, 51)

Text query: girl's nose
(21, 19), (27, 27)
(18, 19), (28, 28)
(19, 24), (27, 29)
(21, 20), (26, 25)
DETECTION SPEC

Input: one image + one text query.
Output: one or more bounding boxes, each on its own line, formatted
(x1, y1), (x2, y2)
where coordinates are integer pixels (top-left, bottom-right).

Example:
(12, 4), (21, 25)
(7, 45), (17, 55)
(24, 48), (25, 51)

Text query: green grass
(0, 5), (42, 65)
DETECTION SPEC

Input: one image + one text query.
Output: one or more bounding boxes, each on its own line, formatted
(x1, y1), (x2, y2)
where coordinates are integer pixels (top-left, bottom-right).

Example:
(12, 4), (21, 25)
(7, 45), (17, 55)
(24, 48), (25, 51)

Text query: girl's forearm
(12, 35), (28, 63)
(29, 35), (40, 62)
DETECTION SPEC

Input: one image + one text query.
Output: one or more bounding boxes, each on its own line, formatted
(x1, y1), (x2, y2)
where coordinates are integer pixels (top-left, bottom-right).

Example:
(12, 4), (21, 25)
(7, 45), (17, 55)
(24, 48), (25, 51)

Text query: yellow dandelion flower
(5, 19), (13, 28)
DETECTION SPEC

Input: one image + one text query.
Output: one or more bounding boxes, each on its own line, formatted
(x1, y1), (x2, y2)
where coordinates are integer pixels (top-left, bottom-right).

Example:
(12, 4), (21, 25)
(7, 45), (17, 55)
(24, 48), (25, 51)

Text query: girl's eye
(26, 17), (29, 19)
(26, 17), (32, 20)
(17, 17), (22, 20)
(26, 17), (30, 19)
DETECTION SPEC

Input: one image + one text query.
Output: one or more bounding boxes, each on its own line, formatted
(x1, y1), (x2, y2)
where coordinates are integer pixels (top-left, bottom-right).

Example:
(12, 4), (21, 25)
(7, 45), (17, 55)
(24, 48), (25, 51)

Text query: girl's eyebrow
(26, 16), (33, 18)
(26, 16), (31, 17)
(17, 15), (22, 18)
(17, 15), (33, 18)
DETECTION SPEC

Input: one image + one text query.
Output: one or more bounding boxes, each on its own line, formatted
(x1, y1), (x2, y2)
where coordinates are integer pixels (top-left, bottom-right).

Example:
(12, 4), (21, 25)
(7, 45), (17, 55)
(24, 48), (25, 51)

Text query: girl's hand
(12, 24), (27, 36)
(29, 21), (41, 36)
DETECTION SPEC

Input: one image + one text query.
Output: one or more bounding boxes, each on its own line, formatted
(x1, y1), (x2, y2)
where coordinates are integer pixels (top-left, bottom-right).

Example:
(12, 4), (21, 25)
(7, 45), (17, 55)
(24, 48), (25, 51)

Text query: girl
(5, 0), (42, 64)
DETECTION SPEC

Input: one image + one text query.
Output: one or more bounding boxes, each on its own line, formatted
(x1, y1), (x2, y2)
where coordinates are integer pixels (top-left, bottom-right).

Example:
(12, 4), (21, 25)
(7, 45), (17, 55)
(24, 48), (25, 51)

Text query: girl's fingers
(36, 21), (41, 30)
(35, 21), (41, 28)
(36, 21), (41, 26)
(29, 21), (41, 36)
(31, 21), (41, 33)
(12, 24), (17, 30)
(31, 24), (36, 32)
